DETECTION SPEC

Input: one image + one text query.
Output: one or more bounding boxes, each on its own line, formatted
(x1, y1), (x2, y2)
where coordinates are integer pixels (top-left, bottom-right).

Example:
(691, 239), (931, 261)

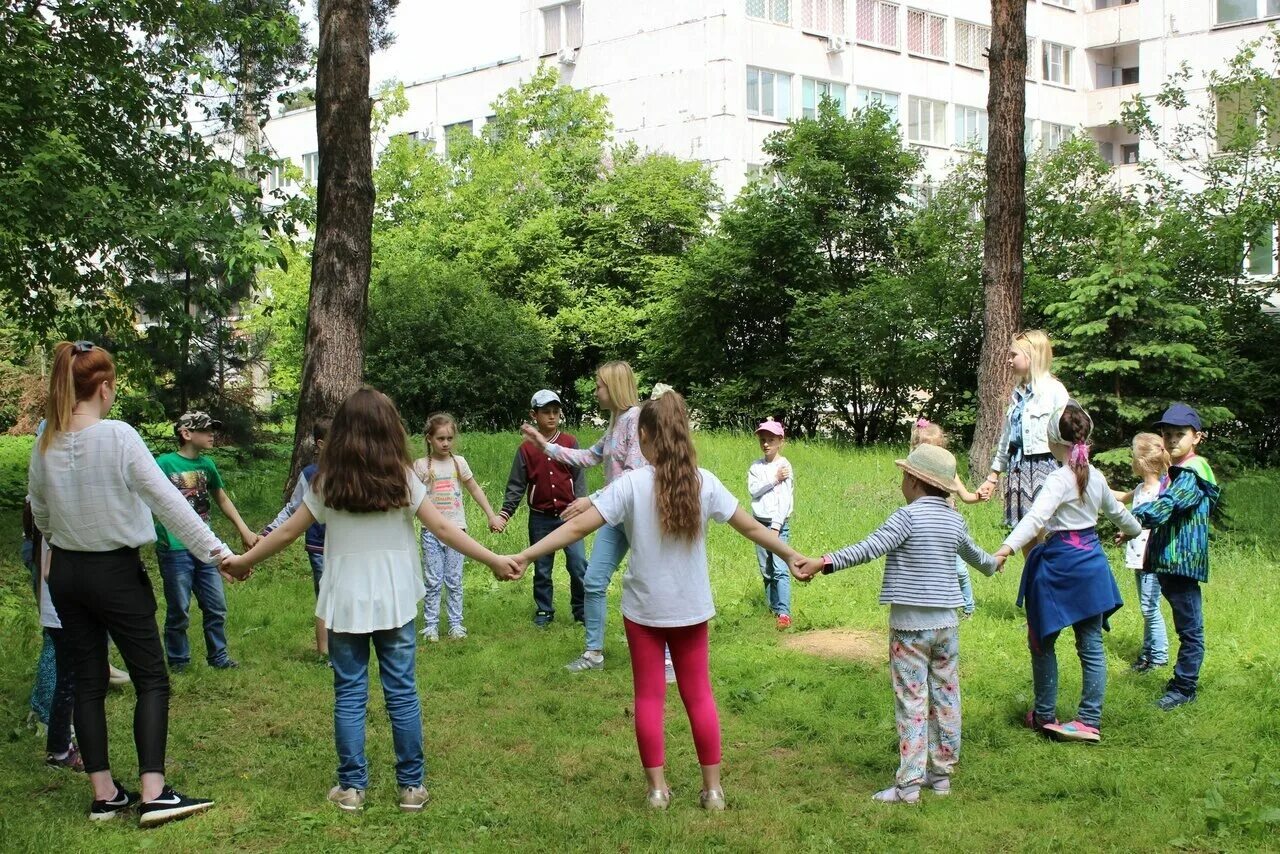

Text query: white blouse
(304, 473), (428, 634)
(1003, 465), (1142, 553)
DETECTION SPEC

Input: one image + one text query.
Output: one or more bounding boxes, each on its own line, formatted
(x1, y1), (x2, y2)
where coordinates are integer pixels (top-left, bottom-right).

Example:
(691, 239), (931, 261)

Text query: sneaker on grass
(565, 652), (603, 673)
(1156, 689), (1195, 711)
(138, 787), (214, 827)
(1042, 719), (1101, 743)
(923, 772), (951, 796)
(871, 785), (920, 805)
(46, 744), (84, 773)
(448, 626), (468, 640)
(399, 785), (430, 812)
(327, 786), (365, 813)
(89, 780), (140, 821)
(421, 627), (439, 643)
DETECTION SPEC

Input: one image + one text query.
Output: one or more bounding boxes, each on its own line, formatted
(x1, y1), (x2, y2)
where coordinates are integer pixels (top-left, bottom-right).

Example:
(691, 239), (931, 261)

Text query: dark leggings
(48, 547), (169, 775)
(45, 628), (77, 755)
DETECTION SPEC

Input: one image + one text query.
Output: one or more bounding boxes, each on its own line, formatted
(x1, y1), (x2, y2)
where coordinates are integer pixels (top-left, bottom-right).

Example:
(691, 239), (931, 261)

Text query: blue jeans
(583, 523), (630, 652)
(1030, 614), (1106, 728)
(308, 552), (325, 598)
(754, 517), (791, 616)
(328, 620), (424, 790)
(1135, 571), (1168, 664)
(956, 557), (975, 614)
(157, 548), (230, 666)
(1158, 573), (1203, 696)
(421, 531), (465, 632)
(529, 511), (587, 622)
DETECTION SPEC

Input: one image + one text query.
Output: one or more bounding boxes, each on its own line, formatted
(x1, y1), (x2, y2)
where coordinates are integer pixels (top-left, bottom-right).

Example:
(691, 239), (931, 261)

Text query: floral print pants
(890, 627), (961, 788)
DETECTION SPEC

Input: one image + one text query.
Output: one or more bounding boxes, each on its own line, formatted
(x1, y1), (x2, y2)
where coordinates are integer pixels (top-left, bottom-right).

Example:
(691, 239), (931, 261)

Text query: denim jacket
(990, 376), (1070, 472)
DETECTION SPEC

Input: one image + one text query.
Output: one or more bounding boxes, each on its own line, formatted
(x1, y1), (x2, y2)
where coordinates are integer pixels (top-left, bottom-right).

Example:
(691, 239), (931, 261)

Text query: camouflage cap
(175, 411), (222, 433)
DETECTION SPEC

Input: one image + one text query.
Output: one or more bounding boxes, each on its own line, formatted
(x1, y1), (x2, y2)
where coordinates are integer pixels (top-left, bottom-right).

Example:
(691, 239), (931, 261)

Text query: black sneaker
(138, 787), (214, 828)
(533, 611), (553, 627)
(210, 658), (239, 670)
(1156, 690), (1195, 712)
(89, 781), (140, 821)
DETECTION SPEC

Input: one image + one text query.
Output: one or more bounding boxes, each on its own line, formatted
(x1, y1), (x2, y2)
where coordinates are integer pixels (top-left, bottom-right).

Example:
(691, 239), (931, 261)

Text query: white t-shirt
(593, 466), (739, 628)
(1125, 480), (1159, 570)
(303, 473), (428, 634)
(412, 455), (473, 529)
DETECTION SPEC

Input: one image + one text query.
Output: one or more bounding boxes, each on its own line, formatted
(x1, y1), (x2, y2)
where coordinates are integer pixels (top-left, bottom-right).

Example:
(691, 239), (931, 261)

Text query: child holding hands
(794, 444), (999, 804)
(748, 418), (794, 629)
(910, 418), (986, 616)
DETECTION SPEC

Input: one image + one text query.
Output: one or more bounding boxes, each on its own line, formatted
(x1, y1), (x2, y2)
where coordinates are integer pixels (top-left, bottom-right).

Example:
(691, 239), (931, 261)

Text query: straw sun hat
(894, 444), (959, 494)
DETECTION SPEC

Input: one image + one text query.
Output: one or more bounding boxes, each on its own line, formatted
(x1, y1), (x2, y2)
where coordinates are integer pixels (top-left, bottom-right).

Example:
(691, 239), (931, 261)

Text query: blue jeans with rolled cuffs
(754, 517), (791, 616)
(1030, 614), (1106, 727)
(583, 523), (630, 652)
(328, 620), (424, 790)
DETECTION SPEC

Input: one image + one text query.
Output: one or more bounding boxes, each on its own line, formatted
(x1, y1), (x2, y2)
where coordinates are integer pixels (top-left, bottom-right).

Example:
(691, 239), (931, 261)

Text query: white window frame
(1042, 0), (1074, 9)
(907, 96), (947, 146)
(444, 120), (474, 156)
(746, 67), (794, 121)
(954, 105), (988, 151)
(1041, 121), (1072, 152)
(801, 0), (846, 34)
(857, 87), (901, 124)
(855, 0), (900, 49)
(802, 78), (848, 119)
(954, 20), (990, 70)
(541, 1), (583, 56)
(301, 152), (319, 184)
(1043, 41), (1072, 86)
(1245, 223), (1277, 277)
(747, 0), (792, 25)
(906, 8), (947, 60)
(1215, 0), (1280, 26)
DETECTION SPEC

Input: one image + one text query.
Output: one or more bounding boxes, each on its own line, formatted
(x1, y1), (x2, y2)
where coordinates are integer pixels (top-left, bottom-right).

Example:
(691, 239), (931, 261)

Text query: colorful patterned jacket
(1132, 455), (1219, 582)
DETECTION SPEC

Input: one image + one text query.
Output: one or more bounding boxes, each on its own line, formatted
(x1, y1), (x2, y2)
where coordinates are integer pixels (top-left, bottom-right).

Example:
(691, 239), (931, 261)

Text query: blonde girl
(1121, 433), (1172, 672)
(521, 360), (648, 673)
(511, 392), (799, 810)
(910, 418), (985, 616)
(413, 412), (502, 642)
(976, 330), (1071, 552)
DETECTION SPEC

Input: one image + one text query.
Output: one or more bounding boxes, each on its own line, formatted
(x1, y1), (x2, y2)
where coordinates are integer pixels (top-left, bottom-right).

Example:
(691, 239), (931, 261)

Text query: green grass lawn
(1, 431), (1278, 852)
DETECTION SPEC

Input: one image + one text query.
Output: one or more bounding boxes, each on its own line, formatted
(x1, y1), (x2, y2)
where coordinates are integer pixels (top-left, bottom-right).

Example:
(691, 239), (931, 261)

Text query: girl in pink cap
(748, 418), (794, 629)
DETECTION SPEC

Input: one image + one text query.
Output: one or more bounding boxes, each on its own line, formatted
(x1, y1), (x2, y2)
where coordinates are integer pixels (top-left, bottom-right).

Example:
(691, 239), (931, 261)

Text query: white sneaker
(420, 628), (439, 643)
(565, 652), (604, 672)
(448, 626), (467, 640)
(872, 785), (920, 805)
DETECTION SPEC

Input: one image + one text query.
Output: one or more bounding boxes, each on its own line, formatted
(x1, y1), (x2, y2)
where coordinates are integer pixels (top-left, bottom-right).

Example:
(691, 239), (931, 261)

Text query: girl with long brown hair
(510, 391), (800, 811)
(221, 388), (518, 813)
(28, 341), (232, 826)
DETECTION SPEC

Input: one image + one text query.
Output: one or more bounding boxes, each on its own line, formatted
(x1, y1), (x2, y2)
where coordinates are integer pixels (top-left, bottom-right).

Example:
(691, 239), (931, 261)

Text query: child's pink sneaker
(776, 614), (792, 630)
(1042, 719), (1101, 743)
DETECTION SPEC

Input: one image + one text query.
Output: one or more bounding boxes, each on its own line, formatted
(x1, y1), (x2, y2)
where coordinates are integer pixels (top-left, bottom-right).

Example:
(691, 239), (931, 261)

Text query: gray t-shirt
(594, 466), (739, 628)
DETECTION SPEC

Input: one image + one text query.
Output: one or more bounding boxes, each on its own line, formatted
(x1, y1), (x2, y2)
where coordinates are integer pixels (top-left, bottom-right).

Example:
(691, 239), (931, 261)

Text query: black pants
(45, 627), (77, 755)
(48, 547), (169, 775)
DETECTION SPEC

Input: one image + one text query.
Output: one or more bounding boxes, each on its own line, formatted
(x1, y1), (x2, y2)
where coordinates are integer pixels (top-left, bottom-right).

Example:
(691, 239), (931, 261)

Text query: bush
(0, 435), (34, 509)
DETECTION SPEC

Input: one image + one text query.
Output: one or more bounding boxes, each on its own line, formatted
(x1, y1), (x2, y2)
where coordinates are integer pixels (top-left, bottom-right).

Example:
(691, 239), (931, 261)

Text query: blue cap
(1153, 402), (1202, 432)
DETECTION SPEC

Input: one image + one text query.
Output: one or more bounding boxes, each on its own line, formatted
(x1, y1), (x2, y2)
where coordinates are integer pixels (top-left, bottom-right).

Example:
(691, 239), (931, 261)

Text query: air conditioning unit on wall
(825, 35), (846, 53)
(557, 47), (578, 65)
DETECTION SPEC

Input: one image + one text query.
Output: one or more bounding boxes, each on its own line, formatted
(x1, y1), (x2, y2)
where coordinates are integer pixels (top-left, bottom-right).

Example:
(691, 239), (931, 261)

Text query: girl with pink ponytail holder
(993, 402), (1142, 744)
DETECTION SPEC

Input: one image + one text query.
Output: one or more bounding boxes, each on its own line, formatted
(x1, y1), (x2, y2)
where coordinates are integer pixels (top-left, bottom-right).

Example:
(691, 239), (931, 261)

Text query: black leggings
(48, 547), (169, 775)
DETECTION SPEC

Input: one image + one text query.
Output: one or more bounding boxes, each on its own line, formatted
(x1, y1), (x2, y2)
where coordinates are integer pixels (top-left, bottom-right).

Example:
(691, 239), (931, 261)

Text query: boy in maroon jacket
(493, 390), (588, 626)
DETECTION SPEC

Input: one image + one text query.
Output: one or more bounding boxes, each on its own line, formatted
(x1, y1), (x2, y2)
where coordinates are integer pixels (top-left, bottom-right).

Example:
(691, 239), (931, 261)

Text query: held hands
(490, 554), (528, 581)
(993, 546), (1013, 573)
(791, 555), (826, 582)
(975, 478), (998, 501)
(488, 513), (507, 534)
(241, 530), (260, 549)
(218, 552), (254, 583)
(560, 497), (593, 521)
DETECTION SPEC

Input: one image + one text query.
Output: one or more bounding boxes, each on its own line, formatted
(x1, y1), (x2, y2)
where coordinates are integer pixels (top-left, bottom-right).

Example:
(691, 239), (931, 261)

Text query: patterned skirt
(1003, 453), (1059, 528)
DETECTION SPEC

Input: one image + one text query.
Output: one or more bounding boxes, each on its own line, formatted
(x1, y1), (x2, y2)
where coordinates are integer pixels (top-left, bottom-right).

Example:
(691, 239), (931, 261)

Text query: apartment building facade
(261, 0), (1280, 273)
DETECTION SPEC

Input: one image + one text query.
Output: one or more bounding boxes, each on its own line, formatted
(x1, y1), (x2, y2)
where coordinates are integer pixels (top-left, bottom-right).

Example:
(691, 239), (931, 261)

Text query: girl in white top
(1116, 432), (1171, 671)
(28, 341), (231, 826)
(222, 388), (517, 813)
(747, 418), (795, 628)
(510, 391), (799, 812)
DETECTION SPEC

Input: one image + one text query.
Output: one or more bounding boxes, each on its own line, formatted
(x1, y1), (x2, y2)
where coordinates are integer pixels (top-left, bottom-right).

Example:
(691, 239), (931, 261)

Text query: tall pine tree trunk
(285, 0), (373, 493)
(969, 0), (1028, 481)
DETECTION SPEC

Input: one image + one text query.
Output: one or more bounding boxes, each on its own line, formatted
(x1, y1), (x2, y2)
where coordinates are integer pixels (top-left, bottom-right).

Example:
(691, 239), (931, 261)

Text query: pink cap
(755, 419), (785, 437)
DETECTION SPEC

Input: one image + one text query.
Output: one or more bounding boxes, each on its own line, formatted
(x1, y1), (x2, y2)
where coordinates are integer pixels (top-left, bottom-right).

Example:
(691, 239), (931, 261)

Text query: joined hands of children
(215, 549), (253, 584)
(992, 545), (1013, 572)
(490, 554), (526, 581)
(790, 555), (826, 582)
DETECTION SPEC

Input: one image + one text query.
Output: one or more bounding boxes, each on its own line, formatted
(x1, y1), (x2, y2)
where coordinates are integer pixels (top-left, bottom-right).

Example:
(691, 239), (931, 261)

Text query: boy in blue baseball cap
(1125, 402), (1220, 711)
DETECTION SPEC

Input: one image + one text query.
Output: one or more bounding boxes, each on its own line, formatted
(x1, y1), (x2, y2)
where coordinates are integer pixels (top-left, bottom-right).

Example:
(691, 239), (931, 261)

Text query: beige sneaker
(399, 785), (430, 812)
(327, 786), (365, 812)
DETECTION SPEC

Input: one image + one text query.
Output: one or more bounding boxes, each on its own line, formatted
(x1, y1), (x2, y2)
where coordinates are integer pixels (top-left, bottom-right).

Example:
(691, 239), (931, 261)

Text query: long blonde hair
(638, 391), (701, 543)
(40, 342), (116, 454)
(598, 361), (639, 425)
(1012, 329), (1054, 388)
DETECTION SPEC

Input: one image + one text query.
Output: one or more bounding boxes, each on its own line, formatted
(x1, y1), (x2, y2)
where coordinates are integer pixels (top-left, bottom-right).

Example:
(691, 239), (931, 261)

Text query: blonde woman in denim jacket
(975, 330), (1070, 555)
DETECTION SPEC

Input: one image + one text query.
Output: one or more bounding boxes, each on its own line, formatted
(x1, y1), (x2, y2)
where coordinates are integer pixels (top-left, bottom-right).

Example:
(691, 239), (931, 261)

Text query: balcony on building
(1084, 43), (1140, 126)
(1087, 0), (1141, 48)
(1090, 126), (1142, 187)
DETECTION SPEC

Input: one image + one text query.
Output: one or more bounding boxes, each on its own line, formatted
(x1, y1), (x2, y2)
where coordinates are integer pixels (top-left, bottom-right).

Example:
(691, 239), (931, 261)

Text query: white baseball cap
(530, 389), (562, 409)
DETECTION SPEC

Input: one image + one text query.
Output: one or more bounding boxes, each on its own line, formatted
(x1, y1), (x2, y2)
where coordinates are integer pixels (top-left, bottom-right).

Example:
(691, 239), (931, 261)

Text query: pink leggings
(623, 617), (722, 768)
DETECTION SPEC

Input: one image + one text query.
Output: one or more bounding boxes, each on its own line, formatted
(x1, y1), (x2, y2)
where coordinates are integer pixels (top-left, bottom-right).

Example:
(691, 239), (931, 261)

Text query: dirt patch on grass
(783, 629), (886, 664)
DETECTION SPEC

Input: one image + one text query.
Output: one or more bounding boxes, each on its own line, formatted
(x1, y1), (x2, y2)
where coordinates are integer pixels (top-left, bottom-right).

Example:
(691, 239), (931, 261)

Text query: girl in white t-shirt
(1115, 432), (1171, 672)
(412, 412), (502, 642)
(222, 388), (517, 813)
(511, 391), (800, 812)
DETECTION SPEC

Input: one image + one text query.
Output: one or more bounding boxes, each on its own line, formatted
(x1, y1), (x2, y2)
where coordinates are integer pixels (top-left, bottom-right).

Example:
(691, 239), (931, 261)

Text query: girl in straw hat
(794, 444), (1000, 804)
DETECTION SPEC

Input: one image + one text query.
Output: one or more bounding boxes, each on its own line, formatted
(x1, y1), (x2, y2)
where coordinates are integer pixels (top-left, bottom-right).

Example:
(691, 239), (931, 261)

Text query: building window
(855, 0), (900, 48)
(1041, 121), (1072, 151)
(444, 121), (473, 156)
(954, 105), (988, 150)
(802, 78), (848, 118)
(1217, 0), (1280, 24)
(906, 8), (946, 59)
(747, 67), (794, 120)
(266, 162), (288, 191)
(1043, 0), (1074, 8)
(1120, 142), (1140, 164)
(1043, 41), (1072, 85)
(301, 152), (319, 183)
(858, 87), (900, 123)
(1246, 225), (1277, 276)
(543, 1), (583, 56)
(1215, 80), (1280, 151)
(955, 20), (990, 70)
(747, 0), (791, 24)
(907, 96), (946, 145)
(1097, 141), (1115, 164)
(801, 0), (845, 33)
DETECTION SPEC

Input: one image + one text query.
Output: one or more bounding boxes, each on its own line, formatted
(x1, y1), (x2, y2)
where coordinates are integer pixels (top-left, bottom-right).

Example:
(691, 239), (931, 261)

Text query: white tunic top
(304, 473), (428, 634)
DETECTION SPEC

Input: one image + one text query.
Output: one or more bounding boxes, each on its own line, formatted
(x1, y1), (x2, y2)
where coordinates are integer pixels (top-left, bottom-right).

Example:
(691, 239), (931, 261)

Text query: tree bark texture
(286, 0), (373, 494)
(969, 0), (1028, 481)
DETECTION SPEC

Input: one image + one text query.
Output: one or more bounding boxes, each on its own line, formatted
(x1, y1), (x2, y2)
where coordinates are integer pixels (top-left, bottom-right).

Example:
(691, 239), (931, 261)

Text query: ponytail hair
(39, 341), (116, 454)
(1055, 403), (1094, 499)
(910, 418), (947, 450)
(637, 390), (701, 543)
